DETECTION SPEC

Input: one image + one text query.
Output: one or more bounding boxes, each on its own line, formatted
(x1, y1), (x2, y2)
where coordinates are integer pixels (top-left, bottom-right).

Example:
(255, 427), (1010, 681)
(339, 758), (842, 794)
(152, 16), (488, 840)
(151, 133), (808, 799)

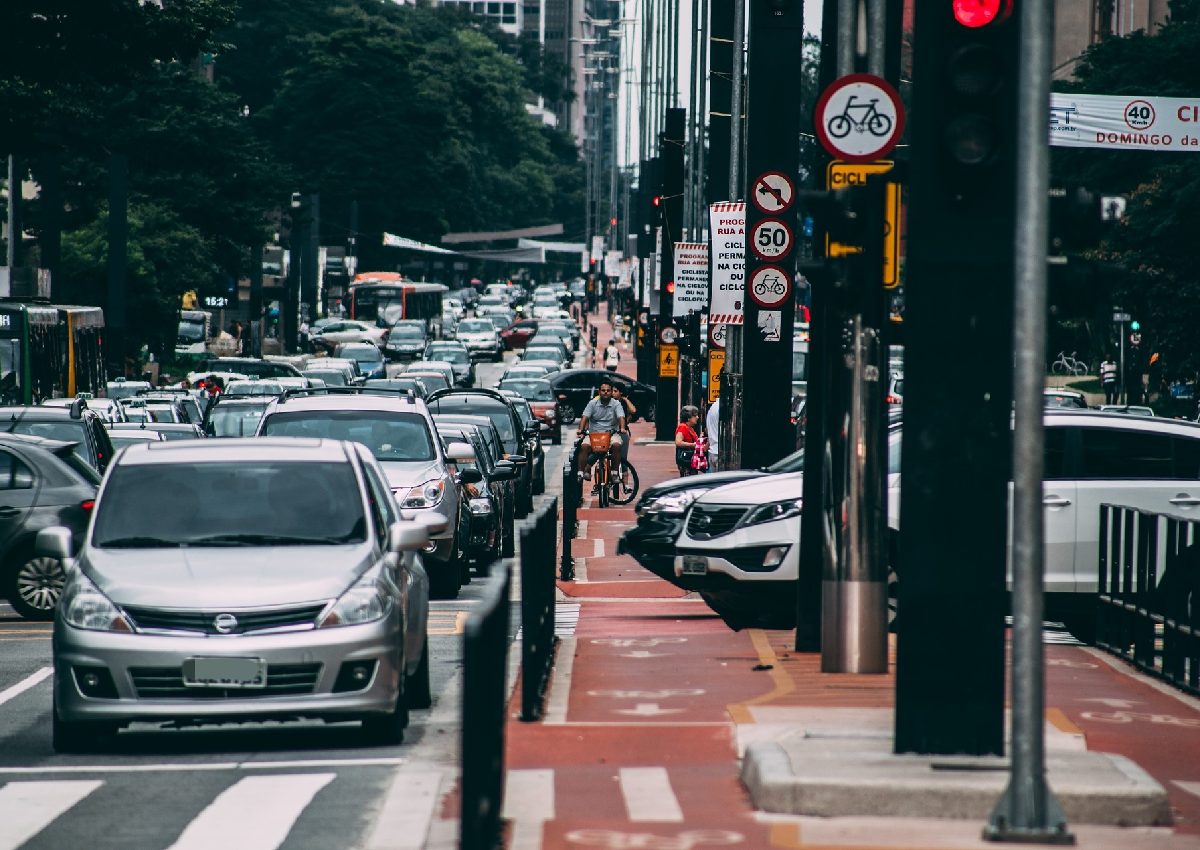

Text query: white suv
(674, 410), (1200, 639)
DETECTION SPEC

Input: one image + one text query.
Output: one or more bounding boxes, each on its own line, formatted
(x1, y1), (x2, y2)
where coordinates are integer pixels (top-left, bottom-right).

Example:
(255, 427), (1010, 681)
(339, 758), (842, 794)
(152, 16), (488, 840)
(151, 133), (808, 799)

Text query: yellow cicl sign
(658, 344), (679, 378)
(826, 161), (901, 288)
(708, 349), (725, 403)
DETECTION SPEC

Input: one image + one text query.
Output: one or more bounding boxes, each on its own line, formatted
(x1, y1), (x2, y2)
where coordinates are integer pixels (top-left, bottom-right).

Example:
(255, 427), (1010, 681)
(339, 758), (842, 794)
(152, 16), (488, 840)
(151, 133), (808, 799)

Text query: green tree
(1052, 2), (1200, 377)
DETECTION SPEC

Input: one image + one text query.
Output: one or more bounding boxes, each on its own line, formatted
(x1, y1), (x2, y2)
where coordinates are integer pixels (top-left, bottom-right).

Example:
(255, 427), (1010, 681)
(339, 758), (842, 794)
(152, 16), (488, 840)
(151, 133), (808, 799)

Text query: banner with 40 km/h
(1051, 92), (1200, 152)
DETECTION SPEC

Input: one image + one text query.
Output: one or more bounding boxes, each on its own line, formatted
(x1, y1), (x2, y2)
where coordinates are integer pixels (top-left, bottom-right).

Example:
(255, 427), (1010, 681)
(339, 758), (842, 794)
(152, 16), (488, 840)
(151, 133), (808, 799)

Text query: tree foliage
(1052, 2), (1200, 377)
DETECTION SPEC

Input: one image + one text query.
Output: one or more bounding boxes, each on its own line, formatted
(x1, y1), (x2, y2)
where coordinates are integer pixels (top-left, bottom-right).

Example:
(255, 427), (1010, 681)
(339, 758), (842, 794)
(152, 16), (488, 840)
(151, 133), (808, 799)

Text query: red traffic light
(652, 196), (661, 207)
(952, 0), (1011, 27)
(665, 280), (675, 294)
(609, 217), (617, 227)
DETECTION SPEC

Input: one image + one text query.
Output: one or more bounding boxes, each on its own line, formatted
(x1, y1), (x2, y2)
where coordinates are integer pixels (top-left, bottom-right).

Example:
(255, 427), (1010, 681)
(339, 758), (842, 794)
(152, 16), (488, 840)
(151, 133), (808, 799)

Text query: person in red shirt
(674, 405), (700, 477)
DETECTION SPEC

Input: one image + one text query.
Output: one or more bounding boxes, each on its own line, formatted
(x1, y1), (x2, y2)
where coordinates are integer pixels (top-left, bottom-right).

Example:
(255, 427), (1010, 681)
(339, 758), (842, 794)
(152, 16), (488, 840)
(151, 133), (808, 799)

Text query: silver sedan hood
(82, 545), (374, 609)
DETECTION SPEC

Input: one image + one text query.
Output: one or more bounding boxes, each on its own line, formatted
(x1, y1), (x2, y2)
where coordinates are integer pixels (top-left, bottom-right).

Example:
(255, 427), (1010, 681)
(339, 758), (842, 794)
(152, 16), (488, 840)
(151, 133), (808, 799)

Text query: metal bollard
(560, 463), (575, 581)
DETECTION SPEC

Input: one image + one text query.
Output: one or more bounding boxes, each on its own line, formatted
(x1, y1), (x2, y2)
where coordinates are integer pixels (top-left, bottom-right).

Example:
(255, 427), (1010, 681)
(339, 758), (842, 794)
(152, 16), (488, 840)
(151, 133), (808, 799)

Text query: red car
(496, 378), (562, 444)
(499, 319), (539, 350)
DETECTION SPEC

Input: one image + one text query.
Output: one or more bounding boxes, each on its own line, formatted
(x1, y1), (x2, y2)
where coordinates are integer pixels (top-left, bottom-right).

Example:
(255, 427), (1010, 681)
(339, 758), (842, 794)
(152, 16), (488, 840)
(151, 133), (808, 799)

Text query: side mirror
(459, 468), (483, 484)
(36, 527), (73, 560)
(413, 512), (449, 536)
(446, 441), (476, 463)
(491, 465), (516, 482)
(388, 521), (429, 553)
(523, 422), (540, 438)
(506, 454), (528, 466)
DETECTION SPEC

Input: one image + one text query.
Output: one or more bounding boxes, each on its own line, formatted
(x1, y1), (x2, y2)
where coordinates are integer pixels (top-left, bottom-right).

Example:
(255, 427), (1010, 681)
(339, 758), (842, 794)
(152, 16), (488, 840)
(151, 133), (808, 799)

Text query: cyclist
(576, 379), (626, 481)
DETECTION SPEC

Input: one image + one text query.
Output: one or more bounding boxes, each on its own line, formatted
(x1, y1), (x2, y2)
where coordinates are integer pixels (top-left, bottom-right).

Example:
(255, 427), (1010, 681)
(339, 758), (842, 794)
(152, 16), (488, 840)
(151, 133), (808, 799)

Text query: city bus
(349, 274), (448, 334)
(0, 301), (106, 405)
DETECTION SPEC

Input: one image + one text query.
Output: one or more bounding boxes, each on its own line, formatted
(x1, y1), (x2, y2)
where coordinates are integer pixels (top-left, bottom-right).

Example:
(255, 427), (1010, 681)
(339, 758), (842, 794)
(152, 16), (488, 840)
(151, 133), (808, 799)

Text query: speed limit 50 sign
(750, 218), (793, 261)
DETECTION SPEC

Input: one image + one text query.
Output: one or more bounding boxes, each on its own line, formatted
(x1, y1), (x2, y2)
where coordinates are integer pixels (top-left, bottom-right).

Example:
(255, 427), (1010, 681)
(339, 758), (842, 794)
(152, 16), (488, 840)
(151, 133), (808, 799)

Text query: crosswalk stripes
(515, 603), (580, 641)
(0, 780), (101, 850)
(503, 766), (687, 835)
(618, 767), (684, 822)
(165, 773), (336, 850)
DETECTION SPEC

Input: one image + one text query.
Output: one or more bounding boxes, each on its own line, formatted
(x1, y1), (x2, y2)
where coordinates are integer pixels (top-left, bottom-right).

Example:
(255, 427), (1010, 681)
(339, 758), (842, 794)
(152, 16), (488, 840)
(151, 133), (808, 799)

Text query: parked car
(424, 389), (536, 516)
(255, 391), (474, 598)
(44, 438), (432, 752)
(497, 378), (561, 444)
(434, 422), (516, 565)
(547, 369), (658, 424)
(1044, 388), (1086, 409)
(0, 434), (98, 619)
(496, 391), (546, 494)
(0, 402), (116, 473)
(454, 318), (504, 361)
(433, 415), (518, 558)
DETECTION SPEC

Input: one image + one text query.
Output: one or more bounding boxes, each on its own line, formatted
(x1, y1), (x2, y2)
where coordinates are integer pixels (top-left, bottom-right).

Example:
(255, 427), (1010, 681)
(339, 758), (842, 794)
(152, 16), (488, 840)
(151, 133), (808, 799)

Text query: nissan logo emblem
(213, 613), (239, 634)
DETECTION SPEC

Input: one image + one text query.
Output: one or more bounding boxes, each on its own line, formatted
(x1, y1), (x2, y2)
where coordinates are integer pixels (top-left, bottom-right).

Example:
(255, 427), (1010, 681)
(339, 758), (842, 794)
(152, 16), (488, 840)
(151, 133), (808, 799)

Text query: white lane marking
(503, 769), (555, 850)
(365, 771), (443, 850)
(0, 757), (404, 775)
(166, 773), (335, 850)
(593, 538), (605, 558)
(1083, 647), (1200, 714)
(544, 637), (576, 724)
(0, 780), (102, 850)
(619, 767), (684, 822)
(0, 667), (52, 707)
(1174, 781), (1200, 798)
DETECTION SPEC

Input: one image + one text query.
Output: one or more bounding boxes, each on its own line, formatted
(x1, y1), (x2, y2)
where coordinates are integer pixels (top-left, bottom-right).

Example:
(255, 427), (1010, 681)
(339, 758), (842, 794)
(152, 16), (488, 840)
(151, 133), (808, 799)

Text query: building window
(1093, 0), (1116, 40)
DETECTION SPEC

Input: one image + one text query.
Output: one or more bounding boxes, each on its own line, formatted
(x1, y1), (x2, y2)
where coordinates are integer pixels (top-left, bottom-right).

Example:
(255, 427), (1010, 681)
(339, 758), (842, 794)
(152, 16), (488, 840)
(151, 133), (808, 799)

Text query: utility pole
(738, 0), (805, 469)
(656, 108), (685, 440)
(106, 155), (129, 376)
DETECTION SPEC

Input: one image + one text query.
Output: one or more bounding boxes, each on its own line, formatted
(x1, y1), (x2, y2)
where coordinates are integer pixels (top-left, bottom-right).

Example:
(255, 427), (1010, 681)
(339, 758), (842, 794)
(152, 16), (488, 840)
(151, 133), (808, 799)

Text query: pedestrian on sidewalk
(604, 338), (621, 372)
(675, 405), (701, 477)
(1100, 353), (1119, 404)
(612, 385), (636, 481)
(705, 396), (720, 470)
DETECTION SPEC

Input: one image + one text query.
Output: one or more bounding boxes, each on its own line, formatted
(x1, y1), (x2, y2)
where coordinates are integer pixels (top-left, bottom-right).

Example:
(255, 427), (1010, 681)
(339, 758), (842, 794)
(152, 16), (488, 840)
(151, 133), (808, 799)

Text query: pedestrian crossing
(504, 765), (690, 830)
(0, 769), (443, 850)
(515, 602), (580, 641)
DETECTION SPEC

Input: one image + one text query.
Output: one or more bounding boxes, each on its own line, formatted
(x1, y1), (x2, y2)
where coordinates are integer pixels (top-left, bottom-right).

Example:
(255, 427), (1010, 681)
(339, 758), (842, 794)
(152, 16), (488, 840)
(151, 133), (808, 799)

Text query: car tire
(428, 563), (461, 600)
(52, 699), (114, 754)
(361, 666), (408, 746)
(405, 635), (432, 710)
(6, 548), (67, 621)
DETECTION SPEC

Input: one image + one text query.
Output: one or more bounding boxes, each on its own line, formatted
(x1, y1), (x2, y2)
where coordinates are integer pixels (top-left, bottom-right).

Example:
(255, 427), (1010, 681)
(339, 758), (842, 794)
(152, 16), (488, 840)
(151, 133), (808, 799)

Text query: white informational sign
(641, 257), (652, 306)
(672, 242), (709, 317)
(1050, 93), (1200, 152)
(591, 235), (603, 262)
(605, 249), (621, 278)
(708, 202), (745, 324)
(653, 227), (663, 291)
(580, 250), (589, 273)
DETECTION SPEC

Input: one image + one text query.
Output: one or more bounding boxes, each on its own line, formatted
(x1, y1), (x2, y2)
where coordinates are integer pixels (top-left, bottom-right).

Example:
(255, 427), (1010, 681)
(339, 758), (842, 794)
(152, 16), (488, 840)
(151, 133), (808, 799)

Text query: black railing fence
(521, 496), (559, 721)
(460, 558), (511, 850)
(1098, 503), (1200, 695)
(560, 461), (580, 581)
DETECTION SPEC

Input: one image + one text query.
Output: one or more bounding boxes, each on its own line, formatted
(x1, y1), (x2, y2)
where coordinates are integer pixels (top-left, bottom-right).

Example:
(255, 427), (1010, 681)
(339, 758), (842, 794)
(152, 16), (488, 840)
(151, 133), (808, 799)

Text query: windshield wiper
(185, 533), (355, 547)
(98, 536), (183, 549)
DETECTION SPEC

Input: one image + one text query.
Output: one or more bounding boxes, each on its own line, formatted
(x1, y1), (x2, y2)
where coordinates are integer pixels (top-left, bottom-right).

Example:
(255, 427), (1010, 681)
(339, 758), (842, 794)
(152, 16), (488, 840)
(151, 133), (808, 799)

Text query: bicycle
(826, 96), (894, 139)
(576, 431), (640, 508)
(1050, 350), (1088, 376)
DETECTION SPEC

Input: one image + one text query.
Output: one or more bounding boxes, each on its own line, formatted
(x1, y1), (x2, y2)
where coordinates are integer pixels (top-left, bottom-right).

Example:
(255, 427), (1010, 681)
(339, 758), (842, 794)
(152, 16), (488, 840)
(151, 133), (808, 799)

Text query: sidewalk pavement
(504, 302), (1200, 849)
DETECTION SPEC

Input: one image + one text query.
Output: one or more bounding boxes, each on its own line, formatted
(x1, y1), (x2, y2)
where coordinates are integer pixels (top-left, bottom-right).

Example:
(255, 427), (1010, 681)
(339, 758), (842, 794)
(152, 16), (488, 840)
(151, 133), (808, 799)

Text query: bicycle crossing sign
(814, 74), (905, 162)
(748, 264), (791, 308)
(751, 172), (795, 214)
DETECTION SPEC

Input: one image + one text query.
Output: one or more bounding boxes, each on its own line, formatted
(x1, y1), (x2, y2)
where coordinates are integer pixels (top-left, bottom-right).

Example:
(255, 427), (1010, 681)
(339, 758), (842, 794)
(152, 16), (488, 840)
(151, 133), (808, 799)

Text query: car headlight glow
(469, 497), (494, 515)
(61, 573), (133, 632)
(399, 478), (447, 508)
(639, 489), (703, 516)
(317, 570), (392, 628)
(741, 498), (803, 527)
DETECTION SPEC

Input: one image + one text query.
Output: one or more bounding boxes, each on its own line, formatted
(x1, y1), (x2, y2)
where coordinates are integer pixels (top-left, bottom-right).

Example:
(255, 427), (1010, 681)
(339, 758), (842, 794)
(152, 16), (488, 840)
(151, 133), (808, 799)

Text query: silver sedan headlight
(396, 478), (447, 509)
(60, 573), (134, 632)
(317, 570), (392, 628)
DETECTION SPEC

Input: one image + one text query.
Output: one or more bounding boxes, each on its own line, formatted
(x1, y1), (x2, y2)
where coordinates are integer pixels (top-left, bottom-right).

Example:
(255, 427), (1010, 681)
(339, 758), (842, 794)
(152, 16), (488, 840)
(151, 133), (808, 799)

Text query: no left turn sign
(814, 74), (905, 162)
(752, 172), (795, 214)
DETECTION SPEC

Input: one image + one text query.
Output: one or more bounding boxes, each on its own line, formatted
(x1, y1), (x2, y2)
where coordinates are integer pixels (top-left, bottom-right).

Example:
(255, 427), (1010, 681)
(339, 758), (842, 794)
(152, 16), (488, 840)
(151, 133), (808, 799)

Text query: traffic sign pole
(656, 109), (685, 441)
(738, 0), (805, 470)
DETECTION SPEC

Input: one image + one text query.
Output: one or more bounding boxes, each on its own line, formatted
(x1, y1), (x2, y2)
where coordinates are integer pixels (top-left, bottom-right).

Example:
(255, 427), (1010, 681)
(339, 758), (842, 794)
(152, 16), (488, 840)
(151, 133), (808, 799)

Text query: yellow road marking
(726, 629), (795, 724)
(427, 611), (469, 635)
(0, 629), (51, 634)
(1046, 706), (1085, 739)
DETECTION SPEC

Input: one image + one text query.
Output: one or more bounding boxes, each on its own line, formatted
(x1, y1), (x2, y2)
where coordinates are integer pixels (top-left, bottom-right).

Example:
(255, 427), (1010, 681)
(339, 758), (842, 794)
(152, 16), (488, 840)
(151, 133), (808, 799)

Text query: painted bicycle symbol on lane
(566, 828), (744, 849)
(826, 95), (894, 139)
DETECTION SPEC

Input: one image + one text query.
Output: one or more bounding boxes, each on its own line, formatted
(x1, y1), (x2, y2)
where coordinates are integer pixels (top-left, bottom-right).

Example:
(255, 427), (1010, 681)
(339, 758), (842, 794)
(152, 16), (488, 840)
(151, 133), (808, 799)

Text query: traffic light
(665, 280), (675, 294)
(1130, 319), (1140, 332)
(933, 2), (1019, 195)
(652, 195), (661, 208)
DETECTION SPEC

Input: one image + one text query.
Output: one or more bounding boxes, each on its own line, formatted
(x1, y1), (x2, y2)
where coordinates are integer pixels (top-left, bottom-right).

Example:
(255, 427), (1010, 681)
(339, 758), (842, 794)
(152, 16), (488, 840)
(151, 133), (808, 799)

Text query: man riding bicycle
(576, 379), (626, 480)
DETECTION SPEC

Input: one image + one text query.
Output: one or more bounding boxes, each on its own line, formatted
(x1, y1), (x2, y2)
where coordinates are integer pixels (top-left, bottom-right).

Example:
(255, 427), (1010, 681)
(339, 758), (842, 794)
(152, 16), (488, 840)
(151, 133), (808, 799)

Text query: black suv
(0, 402), (115, 473)
(425, 389), (538, 516)
(0, 434), (99, 619)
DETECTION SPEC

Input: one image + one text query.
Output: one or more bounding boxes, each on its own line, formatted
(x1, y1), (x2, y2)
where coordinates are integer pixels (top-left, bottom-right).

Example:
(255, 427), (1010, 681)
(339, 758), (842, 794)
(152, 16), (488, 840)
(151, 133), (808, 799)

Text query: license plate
(681, 556), (708, 576)
(183, 657), (267, 689)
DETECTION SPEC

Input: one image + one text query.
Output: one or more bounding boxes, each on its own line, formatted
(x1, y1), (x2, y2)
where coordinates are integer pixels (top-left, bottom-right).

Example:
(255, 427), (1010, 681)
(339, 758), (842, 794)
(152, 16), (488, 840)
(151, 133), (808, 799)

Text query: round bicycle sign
(709, 321), (727, 349)
(750, 218), (793, 261)
(814, 73), (905, 163)
(748, 265), (791, 309)
(659, 325), (678, 345)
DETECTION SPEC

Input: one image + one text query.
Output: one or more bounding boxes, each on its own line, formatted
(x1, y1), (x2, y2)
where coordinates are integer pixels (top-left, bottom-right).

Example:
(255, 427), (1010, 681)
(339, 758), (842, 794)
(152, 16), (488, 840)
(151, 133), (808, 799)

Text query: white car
(311, 320), (386, 350)
(454, 319), (503, 361)
(674, 411), (1200, 640)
